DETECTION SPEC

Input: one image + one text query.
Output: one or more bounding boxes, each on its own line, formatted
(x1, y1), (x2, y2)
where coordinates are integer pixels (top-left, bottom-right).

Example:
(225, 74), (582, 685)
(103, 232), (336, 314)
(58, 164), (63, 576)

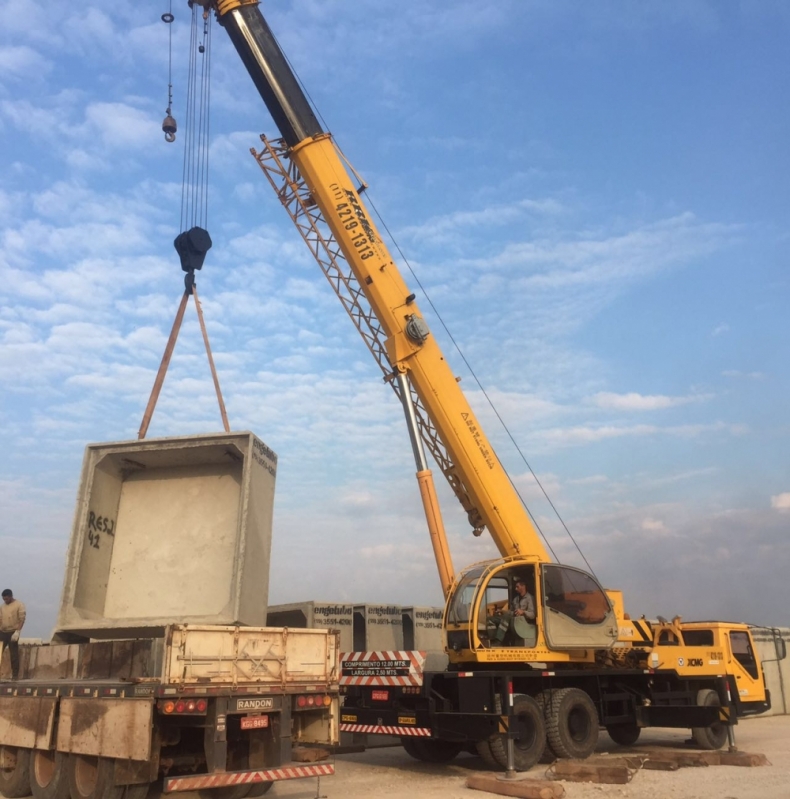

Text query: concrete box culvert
(54, 431), (277, 641)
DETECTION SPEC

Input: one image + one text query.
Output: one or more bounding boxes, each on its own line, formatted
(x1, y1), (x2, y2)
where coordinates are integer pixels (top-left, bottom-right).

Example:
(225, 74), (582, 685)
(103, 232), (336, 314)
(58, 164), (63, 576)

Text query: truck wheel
(401, 739), (462, 763)
(474, 739), (500, 770)
(68, 755), (119, 799)
(534, 693), (555, 763)
(691, 688), (728, 750)
(486, 694), (546, 771)
(544, 688), (599, 760)
(198, 786), (253, 799)
(0, 745), (32, 798)
(605, 723), (641, 747)
(30, 749), (70, 799)
(245, 783), (273, 797)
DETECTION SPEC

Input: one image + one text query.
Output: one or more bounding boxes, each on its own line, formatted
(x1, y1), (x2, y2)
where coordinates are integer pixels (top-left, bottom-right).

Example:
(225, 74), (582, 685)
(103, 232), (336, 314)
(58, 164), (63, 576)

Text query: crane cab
(443, 558), (619, 666)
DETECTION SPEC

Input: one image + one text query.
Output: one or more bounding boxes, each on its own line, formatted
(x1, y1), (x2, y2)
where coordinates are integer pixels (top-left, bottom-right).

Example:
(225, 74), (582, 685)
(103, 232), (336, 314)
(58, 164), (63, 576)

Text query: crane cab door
(540, 564), (618, 650)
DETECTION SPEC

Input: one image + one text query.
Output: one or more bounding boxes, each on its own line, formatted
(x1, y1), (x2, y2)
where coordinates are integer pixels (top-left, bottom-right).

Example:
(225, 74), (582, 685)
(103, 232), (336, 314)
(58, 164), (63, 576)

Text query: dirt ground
(270, 716), (790, 799)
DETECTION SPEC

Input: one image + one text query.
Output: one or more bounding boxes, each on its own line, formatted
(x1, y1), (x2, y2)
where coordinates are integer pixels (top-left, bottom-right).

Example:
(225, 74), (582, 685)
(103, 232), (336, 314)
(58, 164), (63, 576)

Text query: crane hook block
(162, 112), (177, 143)
(174, 226), (212, 273)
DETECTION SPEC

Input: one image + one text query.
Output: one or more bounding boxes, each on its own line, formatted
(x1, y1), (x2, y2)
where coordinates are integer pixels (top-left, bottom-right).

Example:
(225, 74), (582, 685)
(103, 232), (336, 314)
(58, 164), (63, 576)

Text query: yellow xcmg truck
(201, 0), (784, 770)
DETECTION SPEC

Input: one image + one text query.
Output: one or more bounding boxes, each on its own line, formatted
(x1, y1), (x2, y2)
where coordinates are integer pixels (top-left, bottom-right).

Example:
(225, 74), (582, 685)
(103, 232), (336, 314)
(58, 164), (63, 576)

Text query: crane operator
(511, 578), (535, 621)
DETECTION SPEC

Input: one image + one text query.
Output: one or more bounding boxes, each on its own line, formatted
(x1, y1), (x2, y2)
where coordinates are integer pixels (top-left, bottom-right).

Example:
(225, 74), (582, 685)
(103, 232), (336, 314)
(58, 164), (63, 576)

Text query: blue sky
(1, 1), (788, 640)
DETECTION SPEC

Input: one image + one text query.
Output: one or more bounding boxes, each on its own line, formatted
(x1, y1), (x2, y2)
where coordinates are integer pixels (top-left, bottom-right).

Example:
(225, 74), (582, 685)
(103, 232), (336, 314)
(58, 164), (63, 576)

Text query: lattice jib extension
(250, 136), (482, 533)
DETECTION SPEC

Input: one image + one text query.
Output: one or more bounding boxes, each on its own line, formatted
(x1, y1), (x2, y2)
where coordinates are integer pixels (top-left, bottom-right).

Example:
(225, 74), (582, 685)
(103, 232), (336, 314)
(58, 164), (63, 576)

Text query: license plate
(371, 690), (389, 701)
(240, 715), (269, 730)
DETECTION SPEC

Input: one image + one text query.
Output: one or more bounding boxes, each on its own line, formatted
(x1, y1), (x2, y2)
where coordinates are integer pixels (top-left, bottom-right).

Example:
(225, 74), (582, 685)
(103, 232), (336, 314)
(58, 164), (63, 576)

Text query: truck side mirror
(776, 636), (787, 661)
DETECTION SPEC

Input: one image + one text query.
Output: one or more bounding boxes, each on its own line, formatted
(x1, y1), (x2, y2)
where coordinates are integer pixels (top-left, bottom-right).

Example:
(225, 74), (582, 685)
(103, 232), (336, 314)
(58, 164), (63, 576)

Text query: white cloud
(711, 323), (729, 336)
(722, 370), (765, 380)
(0, 45), (49, 78)
(535, 421), (734, 448)
(592, 391), (710, 411)
(771, 493), (790, 512)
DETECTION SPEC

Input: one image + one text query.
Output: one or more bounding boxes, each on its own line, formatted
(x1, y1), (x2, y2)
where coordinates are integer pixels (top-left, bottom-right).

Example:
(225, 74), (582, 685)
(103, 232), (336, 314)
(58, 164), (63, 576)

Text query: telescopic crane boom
(205, 0), (619, 664)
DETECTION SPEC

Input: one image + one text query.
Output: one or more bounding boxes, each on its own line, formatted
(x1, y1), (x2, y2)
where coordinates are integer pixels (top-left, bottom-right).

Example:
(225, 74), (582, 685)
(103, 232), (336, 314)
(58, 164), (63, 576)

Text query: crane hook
(162, 109), (177, 143)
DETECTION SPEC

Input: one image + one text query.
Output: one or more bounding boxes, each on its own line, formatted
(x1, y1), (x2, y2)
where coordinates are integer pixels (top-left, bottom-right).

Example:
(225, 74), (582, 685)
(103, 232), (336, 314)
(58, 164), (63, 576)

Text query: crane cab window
(730, 631), (759, 679)
(447, 566), (485, 624)
(542, 565), (610, 625)
(479, 568), (537, 648)
(683, 629), (714, 646)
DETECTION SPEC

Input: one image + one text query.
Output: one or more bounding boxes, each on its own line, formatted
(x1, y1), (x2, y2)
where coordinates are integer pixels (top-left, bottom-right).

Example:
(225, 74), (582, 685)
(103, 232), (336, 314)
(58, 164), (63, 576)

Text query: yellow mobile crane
(201, 0), (781, 770)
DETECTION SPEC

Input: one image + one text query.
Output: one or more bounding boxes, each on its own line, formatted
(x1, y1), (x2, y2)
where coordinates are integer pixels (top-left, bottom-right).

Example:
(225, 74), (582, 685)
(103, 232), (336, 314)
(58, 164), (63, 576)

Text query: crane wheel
(484, 694), (546, 771)
(544, 688), (599, 760)
(400, 737), (461, 763)
(474, 738), (501, 770)
(0, 746), (31, 798)
(605, 723), (641, 747)
(691, 688), (728, 750)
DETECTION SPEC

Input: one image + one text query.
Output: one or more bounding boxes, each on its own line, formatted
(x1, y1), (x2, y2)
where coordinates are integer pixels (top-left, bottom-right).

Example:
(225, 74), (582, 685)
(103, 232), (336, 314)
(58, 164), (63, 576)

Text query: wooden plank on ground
(551, 759), (630, 784)
(622, 747), (719, 767)
(719, 751), (770, 767)
(467, 774), (565, 798)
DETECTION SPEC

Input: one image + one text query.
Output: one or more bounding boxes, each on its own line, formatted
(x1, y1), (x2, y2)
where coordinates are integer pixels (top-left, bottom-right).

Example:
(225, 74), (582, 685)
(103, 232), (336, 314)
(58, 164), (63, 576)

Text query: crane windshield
(447, 566), (487, 624)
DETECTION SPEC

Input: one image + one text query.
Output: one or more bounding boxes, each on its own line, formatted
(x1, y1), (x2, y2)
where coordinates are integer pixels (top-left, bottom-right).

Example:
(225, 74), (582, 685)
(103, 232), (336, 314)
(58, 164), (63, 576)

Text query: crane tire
(534, 692), (556, 763)
(400, 738), (461, 763)
(245, 783), (273, 797)
(691, 688), (728, 750)
(544, 687), (599, 760)
(30, 749), (70, 799)
(0, 745), (31, 798)
(486, 694), (546, 771)
(474, 739), (501, 770)
(198, 788), (252, 799)
(605, 723), (641, 747)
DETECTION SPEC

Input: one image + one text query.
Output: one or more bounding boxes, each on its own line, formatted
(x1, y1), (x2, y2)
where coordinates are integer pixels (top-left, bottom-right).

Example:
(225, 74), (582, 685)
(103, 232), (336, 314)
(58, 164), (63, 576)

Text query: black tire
(605, 723), (641, 747)
(30, 749), (70, 799)
(117, 785), (150, 799)
(0, 746), (32, 798)
(544, 688), (599, 760)
(400, 738), (462, 763)
(401, 736), (423, 760)
(245, 782), (273, 797)
(68, 755), (119, 799)
(691, 688), (728, 750)
(198, 787), (253, 799)
(474, 739), (501, 770)
(534, 693), (555, 763)
(482, 694), (546, 772)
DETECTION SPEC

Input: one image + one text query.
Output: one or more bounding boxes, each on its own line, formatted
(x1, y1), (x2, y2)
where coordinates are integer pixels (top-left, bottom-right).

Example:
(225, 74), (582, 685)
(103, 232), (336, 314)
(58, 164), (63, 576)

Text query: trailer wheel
(68, 755), (119, 799)
(691, 688), (728, 750)
(482, 694), (546, 771)
(0, 745), (32, 798)
(400, 738), (461, 763)
(544, 688), (599, 760)
(605, 723), (641, 747)
(30, 749), (70, 799)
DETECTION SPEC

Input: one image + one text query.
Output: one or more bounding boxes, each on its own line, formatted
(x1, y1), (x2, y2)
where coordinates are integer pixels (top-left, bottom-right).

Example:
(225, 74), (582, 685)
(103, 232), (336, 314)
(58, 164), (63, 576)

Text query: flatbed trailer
(0, 625), (339, 799)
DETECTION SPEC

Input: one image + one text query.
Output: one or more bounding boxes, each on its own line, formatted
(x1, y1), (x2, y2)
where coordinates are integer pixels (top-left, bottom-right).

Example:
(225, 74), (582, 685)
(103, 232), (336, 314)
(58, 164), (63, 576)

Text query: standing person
(0, 589), (26, 680)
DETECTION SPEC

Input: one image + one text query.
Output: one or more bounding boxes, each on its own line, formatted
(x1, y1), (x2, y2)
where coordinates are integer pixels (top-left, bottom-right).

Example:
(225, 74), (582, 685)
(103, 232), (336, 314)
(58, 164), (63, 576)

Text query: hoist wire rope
(179, 6), (197, 231)
(269, 36), (599, 574)
(179, 4), (211, 233)
(165, 0), (173, 114)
